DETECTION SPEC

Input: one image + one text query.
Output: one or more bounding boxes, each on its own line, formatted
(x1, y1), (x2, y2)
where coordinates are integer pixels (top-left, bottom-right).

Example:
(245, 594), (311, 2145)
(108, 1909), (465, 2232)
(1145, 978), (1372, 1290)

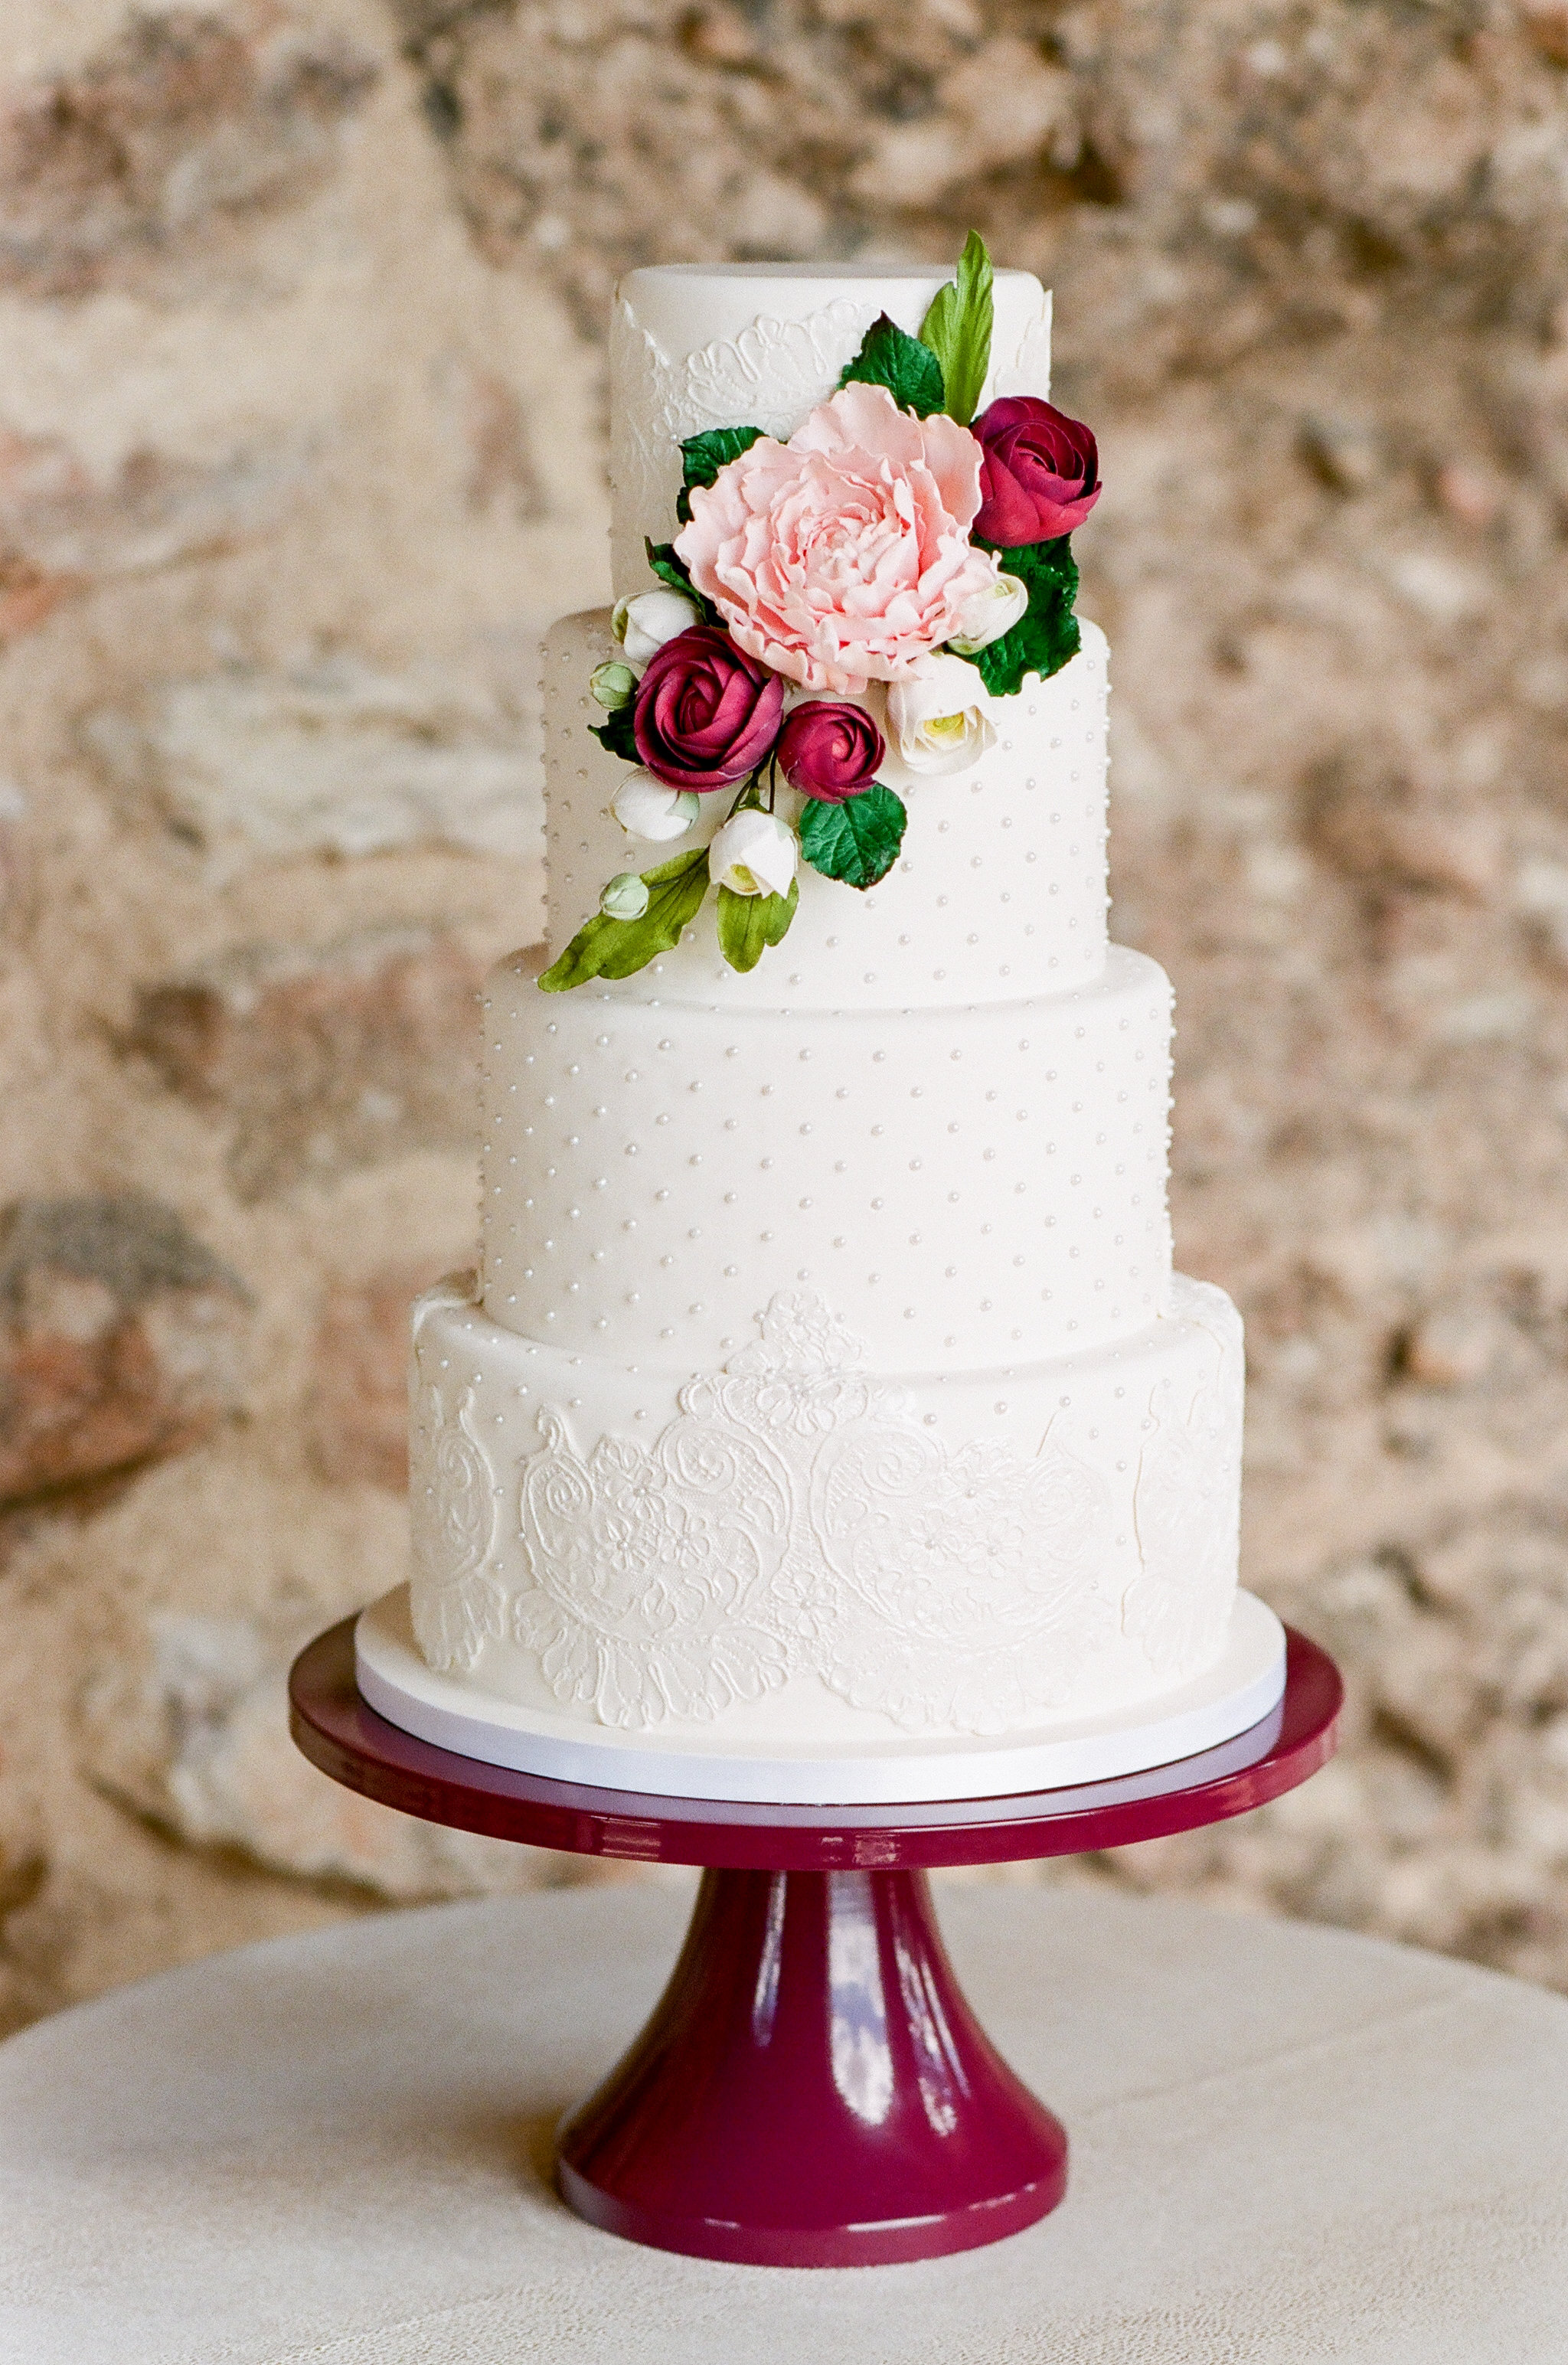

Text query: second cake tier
(543, 610), (1111, 1011)
(481, 944), (1174, 1372)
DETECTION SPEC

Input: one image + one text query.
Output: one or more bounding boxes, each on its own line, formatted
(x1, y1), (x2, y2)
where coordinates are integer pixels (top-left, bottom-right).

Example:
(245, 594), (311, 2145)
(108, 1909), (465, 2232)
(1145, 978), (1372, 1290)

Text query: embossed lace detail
(610, 294), (877, 594)
(511, 1289), (1116, 1733)
(1125, 1279), (1245, 1677)
(991, 289), (1054, 402)
(409, 1285), (506, 1673)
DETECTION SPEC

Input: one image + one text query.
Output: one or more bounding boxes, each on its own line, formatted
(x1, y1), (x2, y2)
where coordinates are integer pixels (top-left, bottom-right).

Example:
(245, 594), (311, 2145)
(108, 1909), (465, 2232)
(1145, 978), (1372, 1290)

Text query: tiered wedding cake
(361, 250), (1280, 1802)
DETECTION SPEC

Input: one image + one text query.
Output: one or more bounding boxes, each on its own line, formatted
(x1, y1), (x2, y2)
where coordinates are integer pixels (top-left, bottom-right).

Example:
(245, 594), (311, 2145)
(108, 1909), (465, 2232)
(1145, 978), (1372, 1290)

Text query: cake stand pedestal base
(289, 1619), (1341, 2269)
(557, 1864), (1066, 2266)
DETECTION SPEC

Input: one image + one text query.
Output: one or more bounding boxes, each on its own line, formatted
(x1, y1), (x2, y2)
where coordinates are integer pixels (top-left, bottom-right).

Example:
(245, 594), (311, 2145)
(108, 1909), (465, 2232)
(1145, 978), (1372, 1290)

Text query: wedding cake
(363, 243), (1281, 1802)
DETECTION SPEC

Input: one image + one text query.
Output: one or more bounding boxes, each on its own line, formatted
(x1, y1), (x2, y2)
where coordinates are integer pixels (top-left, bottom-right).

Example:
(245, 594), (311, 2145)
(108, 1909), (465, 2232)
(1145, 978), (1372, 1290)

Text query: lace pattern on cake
(990, 289), (1054, 402)
(1125, 1279), (1245, 1677)
(610, 294), (877, 592)
(515, 1406), (792, 1727)
(409, 1331), (507, 1675)
(508, 1288), (1116, 1735)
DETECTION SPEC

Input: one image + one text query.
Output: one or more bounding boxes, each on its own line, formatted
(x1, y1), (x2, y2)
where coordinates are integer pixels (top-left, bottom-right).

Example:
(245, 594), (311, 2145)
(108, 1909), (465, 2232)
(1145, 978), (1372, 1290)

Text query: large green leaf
(644, 537), (719, 623)
(838, 314), (946, 420)
(799, 785), (907, 890)
(538, 848), (710, 991)
(969, 535), (1080, 698)
(589, 701), (639, 761)
(716, 878), (798, 972)
(677, 425), (764, 523)
(919, 230), (994, 426)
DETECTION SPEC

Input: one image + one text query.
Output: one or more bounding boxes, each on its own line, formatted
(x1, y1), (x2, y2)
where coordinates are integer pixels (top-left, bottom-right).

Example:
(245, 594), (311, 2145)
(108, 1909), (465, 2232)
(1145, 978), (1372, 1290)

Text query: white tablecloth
(4, 1883), (1567, 2363)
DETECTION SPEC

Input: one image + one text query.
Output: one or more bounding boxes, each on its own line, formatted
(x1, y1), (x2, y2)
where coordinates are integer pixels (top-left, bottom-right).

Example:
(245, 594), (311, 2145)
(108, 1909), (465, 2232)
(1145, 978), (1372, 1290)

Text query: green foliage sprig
(838, 315), (946, 419)
(918, 231), (994, 426)
(539, 846), (711, 991)
(967, 536), (1080, 699)
(716, 878), (799, 971)
(798, 784), (906, 890)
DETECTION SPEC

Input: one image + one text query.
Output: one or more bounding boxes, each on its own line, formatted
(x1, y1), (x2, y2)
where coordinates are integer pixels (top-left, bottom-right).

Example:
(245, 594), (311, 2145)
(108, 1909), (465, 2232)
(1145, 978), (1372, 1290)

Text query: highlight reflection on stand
(292, 1618), (1341, 2268)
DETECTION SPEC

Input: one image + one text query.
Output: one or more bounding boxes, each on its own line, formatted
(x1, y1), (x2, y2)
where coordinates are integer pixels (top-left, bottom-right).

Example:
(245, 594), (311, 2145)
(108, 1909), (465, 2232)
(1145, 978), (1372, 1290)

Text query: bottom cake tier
(408, 1270), (1246, 1753)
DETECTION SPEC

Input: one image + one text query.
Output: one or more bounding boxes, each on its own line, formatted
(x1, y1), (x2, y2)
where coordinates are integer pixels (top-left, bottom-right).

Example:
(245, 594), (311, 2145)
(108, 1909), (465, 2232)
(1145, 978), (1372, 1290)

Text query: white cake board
(355, 1586), (1287, 1806)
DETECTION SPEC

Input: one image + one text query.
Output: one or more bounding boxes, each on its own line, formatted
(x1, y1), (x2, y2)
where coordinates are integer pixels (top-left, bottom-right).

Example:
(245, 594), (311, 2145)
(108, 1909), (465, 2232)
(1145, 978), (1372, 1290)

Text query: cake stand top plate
(289, 1618), (1341, 1872)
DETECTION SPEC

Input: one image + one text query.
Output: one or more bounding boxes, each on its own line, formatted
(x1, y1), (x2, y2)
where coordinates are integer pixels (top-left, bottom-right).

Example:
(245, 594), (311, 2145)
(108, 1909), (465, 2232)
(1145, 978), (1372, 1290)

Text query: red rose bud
(971, 396), (1100, 547)
(776, 700), (886, 804)
(632, 625), (784, 791)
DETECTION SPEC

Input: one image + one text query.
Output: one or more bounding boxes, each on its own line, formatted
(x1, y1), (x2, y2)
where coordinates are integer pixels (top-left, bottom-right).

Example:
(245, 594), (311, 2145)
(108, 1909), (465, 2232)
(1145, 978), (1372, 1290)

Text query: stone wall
(5, 0), (1568, 2030)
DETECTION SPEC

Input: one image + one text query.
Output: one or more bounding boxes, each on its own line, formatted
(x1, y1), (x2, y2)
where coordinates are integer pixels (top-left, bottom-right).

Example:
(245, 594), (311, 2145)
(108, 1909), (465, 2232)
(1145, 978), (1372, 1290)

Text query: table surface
(5, 1885), (1568, 2365)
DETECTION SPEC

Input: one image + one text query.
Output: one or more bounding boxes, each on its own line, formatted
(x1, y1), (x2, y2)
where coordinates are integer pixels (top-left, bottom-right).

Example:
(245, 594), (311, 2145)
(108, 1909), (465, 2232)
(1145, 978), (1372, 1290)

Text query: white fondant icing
(480, 942), (1172, 1372)
(407, 263), (1248, 1778)
(408, 1272), (1245, 1744)
(361, 1583), (1287, 1805)
(542, 609), (1110, 1004)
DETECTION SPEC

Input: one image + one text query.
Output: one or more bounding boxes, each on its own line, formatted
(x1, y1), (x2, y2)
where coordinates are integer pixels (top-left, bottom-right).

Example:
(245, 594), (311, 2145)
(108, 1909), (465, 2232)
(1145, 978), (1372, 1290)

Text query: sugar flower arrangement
(542, 234), (1100, 990)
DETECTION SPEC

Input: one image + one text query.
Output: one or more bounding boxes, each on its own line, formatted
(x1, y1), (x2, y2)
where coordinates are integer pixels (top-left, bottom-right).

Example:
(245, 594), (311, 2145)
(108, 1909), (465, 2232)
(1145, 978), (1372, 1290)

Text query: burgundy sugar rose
(776, 700), (886, 803)
(632, 623), (784, 791)
(971, 397), (1101, 547)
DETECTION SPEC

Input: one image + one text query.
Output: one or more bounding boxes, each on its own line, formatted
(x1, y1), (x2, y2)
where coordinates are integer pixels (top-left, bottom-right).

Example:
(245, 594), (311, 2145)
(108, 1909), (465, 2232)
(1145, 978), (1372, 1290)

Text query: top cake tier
(609, 263), (1053, 599)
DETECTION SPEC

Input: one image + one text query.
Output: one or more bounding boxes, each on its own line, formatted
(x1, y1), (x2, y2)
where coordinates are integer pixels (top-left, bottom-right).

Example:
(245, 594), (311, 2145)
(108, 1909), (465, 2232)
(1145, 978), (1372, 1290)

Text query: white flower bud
(612, 770), (701, 841)
(946, 572), (1029, 656)
(884, 655), (998, 777)
(708, 808), (799, 900)
(599, 872), (650, 921)
(612, 587), (701, 664)
(590, 660), (639, 708)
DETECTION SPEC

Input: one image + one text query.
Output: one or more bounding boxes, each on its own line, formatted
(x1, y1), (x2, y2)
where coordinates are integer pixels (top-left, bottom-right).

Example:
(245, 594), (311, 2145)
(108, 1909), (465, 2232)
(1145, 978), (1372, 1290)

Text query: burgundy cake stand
(289, 1617), (1340, 2269)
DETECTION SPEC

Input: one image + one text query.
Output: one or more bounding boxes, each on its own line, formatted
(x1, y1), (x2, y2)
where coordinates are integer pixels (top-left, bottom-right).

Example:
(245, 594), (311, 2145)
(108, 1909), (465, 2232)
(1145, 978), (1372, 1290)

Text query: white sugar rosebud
(884, 655), (998, 777)
(599, 871), (650, 921)
(947, 573), (1028, 656)
(612, 587), (701, 664)
(709, 809), (799, 900)
(612, 769), (701, 841)
(590, 660), (639, 709)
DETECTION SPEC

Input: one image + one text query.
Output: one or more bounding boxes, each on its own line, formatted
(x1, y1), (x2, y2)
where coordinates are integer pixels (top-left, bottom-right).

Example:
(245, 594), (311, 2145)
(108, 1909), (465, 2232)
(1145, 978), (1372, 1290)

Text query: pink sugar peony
(673, 381), (1000, 695)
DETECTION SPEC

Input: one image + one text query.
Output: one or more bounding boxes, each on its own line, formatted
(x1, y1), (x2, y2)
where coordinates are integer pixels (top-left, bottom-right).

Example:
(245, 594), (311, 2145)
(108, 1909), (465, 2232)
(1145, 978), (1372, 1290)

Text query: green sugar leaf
(677, 425), (764, 523)
(588, 701), (639, 761)
(539, 848), (710, 991)
(799, 784), (907, 891)
(919, 230), (995, 426)
(645, 537), (719, 622)
(838, 314), (946, 420)
(716, 878), (799, 972)
(969, 534), (1080, 699)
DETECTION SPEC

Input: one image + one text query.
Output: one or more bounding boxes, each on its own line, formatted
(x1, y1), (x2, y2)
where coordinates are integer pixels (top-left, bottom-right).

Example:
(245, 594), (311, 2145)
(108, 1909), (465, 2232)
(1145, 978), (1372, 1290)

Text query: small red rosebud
(776, 700), (886, 803)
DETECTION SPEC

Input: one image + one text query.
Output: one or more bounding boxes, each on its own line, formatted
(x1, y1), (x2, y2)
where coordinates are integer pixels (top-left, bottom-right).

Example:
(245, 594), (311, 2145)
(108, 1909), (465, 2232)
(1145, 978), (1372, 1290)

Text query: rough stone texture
(0, 426), (311, 645)
(305, 1259), (449, 1488)
(128, 923), (492, 1199)
(0, 1194), (250, 1514)
(83, 655), (543, 872)
(0, 0), (602, 2036)
(77, 1602), (572, 1897)
(0, 5), (379, 297)
(7, 0), (1568, 2031)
